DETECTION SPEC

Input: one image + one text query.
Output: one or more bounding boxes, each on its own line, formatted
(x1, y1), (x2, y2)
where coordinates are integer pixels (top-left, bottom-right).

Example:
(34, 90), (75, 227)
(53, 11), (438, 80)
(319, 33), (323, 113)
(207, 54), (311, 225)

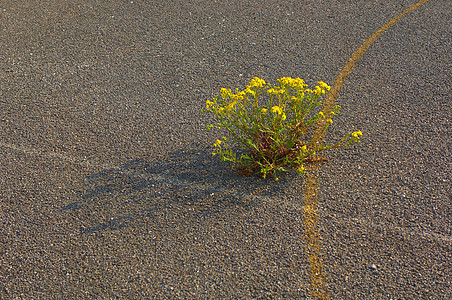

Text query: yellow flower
(314, 86), (325, 95)
(206, 100), (214, 109)
(326, 119), (333, 124)
(218, 107), (224, 114)
(301, 145), (307, 151)
(244, 86), (255, 96)
(277, 77), (306, 89)
(220, 88), (232, 99)
(213, 139), (222, 147)
(352, 131), (363, 138)
(267, 88), (284, 95)
(231, 91), (245, 101)
(317, 81), (331, 91)
(297, 165), (306, 173)
(271, 106), (286, 120)
(278, 77), (292, 86)
(271, 106), (283, 115)
(261, 108), (268, 115)
(318, 112), (325, 118)
(225, 100), (238, 111)
(231, 94), (241, 101)
(292, 78), (306, 89)
(249, 77), (266, 88)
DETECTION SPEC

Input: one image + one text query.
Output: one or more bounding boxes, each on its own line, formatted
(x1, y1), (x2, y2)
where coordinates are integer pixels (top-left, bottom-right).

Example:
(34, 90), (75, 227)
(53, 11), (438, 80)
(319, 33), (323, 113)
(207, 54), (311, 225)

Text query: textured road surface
(1, 0), (450, 298)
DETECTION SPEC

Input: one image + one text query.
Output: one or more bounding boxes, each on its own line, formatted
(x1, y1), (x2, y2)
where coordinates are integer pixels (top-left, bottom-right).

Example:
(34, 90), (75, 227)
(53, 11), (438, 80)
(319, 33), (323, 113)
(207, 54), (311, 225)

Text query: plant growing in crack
(204, 77), (362, 180)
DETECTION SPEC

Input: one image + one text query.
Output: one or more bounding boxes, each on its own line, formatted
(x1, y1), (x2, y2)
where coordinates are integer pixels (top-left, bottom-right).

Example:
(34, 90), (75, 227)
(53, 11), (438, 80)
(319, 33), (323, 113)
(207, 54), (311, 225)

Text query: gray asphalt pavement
(1, 0), (450, 298)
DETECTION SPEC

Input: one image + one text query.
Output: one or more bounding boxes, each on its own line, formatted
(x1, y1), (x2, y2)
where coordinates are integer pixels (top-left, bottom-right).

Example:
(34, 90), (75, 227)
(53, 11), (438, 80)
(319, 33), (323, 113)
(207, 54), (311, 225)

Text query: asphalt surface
(1, 0), (451, 298)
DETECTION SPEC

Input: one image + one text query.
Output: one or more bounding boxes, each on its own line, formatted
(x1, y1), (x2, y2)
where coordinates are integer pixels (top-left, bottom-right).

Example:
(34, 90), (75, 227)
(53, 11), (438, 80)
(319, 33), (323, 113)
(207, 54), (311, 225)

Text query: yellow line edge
(303, 0), (431, 298)
(312, 0), (431, 146)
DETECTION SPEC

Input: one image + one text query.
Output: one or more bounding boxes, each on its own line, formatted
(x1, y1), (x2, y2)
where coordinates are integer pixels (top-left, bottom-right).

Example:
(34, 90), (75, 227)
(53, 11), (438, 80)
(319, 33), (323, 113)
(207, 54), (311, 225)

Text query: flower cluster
(351, 131), (363, 139)
(204, 77), (362, 180)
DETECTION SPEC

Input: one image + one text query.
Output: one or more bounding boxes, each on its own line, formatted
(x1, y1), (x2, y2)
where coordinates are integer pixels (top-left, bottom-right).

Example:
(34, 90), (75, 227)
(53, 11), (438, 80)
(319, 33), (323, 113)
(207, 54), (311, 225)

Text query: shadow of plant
(58, 145), (313, 298)
(62, 146), (296, 234)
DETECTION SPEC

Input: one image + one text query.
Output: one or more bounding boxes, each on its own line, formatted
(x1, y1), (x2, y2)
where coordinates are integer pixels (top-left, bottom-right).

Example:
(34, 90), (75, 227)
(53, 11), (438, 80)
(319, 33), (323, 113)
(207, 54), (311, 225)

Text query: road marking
(312, 0), (431, 145)
(304, 0), (431, 298)
(303, 163), (330, 299)
(0, 2), (435, 296)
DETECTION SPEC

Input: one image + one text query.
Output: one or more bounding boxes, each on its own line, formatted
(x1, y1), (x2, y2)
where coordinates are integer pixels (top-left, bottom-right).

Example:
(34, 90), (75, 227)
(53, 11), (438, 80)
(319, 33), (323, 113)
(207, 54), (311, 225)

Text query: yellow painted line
(303, 163), (330, 299)
(303, 1), (431, 298)
(312, 0), (431, 145)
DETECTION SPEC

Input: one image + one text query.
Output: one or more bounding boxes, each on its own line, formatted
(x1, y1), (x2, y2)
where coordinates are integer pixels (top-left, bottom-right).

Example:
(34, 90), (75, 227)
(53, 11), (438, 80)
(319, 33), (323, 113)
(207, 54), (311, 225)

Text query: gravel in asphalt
(1, 0), (450, 298)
